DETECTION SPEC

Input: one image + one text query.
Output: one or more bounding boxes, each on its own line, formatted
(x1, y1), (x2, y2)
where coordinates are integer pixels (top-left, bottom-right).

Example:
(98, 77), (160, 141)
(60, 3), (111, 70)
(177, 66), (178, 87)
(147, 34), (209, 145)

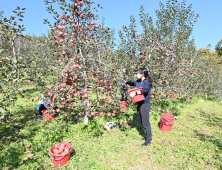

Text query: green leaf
(15, 6), (20, 10)
(0, 107), (5, 114)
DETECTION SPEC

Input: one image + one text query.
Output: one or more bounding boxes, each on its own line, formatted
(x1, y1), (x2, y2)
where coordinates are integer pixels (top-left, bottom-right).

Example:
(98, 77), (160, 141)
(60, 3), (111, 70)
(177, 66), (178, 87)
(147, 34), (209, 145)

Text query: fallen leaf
(39, 142), (42, 147)
(27, 154), (34, 159)
(24, 150), (32, 154)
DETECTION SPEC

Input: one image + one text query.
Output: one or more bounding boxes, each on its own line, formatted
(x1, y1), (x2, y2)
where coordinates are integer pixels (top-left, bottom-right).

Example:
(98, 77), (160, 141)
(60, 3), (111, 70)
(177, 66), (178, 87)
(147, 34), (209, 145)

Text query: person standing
(125, 68), (153, 146)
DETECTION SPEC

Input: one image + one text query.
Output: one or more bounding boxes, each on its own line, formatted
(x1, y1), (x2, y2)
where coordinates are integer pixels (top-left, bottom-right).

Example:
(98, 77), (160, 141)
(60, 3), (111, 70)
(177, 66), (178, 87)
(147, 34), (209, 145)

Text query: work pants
(137, 102), (152, 143)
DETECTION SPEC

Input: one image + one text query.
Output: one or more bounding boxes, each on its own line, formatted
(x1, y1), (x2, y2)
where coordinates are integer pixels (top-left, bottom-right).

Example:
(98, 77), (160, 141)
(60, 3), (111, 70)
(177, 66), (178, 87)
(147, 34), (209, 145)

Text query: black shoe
(142, 140), (151, 147)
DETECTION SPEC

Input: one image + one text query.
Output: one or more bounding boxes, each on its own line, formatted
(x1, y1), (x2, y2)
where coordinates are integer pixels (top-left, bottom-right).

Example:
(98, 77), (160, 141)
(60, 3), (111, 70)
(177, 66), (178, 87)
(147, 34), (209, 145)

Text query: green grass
(0, 84), (221, 170)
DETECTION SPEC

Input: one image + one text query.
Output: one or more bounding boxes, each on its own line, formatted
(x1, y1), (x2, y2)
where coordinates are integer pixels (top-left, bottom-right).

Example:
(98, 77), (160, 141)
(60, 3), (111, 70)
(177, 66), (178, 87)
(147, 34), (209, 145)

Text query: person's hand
(129, 92), (136, 98)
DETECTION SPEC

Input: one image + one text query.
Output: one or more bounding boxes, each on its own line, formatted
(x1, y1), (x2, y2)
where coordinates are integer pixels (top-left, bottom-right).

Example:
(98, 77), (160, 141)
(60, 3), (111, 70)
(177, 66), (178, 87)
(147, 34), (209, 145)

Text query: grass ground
(0, 83), (221, 170)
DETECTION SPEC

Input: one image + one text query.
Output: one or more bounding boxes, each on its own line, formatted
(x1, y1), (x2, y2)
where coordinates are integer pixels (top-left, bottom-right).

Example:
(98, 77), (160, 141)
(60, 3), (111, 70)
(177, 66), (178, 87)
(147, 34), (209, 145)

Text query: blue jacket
(126, 79), (151, 103)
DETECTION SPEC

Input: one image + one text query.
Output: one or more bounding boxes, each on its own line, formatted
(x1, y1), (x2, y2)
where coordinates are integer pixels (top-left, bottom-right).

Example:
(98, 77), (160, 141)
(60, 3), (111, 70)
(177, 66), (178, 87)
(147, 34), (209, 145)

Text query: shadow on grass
(0, 145), (25, 169)
(158, 121), (161, 128)
(193, 129), (222, 169)
(194, 130), (222, 151)
(22, 88), (41, 95)
(0, 106), (79, 169)
(0, 107), (40, 144)
(168, 106), (181, 116)
(131, 111), (146, 139)
(196, 109), (222, 128)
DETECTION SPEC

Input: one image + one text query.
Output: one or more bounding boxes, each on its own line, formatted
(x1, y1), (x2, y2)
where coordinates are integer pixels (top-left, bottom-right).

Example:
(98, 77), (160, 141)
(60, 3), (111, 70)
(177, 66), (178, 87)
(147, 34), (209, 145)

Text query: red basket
(49, 143), (72, 167)
(160, 114), (175, 132)
(161, 114), (175, 122)
(42, 109), (54, 121)
(127, 87), (145, 103)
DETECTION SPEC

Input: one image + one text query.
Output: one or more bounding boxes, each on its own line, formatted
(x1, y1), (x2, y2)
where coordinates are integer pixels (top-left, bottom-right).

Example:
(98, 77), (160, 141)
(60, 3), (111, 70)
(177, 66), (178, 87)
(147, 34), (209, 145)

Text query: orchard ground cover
(0, 81), (221, 170)
(1, 0), (222, 169)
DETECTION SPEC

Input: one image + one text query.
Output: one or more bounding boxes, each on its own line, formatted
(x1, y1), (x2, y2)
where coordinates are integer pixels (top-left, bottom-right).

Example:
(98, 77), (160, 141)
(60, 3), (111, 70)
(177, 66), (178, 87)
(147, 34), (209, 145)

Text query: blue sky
(1, 0), (221, 51)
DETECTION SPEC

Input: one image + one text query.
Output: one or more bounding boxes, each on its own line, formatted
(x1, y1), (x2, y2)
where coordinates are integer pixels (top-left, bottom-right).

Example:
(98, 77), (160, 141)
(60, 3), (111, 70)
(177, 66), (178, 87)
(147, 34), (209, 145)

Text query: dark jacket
(126, 79), (151, 103)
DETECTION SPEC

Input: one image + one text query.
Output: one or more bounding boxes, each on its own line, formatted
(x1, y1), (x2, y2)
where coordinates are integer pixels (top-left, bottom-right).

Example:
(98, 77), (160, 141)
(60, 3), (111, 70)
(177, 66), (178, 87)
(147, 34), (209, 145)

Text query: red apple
(55, 144), (60, 148)
(124, 120), (127, 124)
(78, 1), (83, 6)
(104, 80), (109, 84)
(74, 12), (79, 16)
(82, 93), (88, 99)
(47, 92), (52, 96)
(53, 148), (59, 154)
(58, 148), (64, 154)
(60, 143), (65, 150)
(56, 109), (60, 113)
(80, 14), (84, 18)
(64, 147), (69, 153)
(61, 83), (66, 88)
(107, 113), (111, 117)
(100, 112), (104, 116)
